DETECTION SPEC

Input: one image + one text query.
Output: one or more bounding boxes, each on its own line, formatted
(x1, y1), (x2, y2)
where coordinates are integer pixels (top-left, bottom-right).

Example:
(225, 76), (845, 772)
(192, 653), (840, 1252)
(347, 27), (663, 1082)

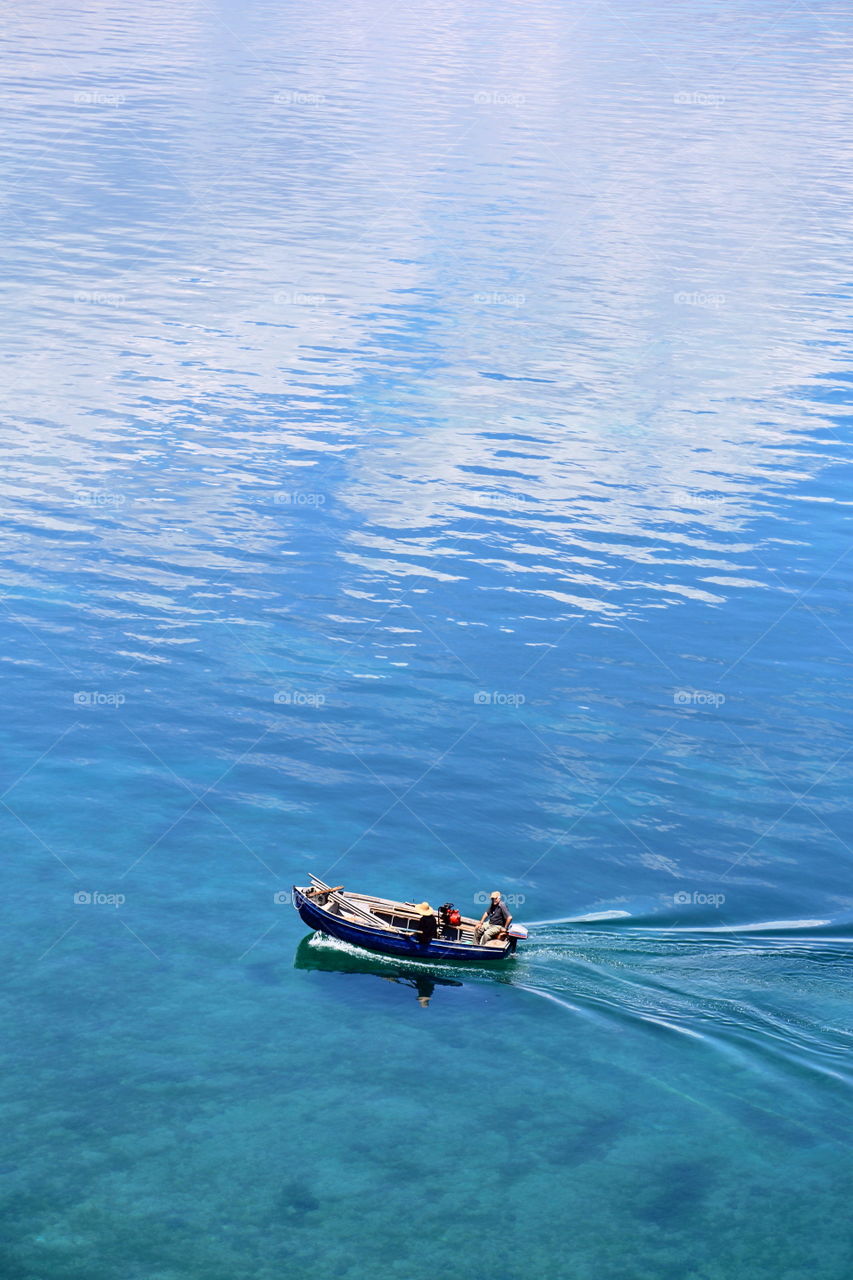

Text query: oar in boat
(307, 875), (395, 931)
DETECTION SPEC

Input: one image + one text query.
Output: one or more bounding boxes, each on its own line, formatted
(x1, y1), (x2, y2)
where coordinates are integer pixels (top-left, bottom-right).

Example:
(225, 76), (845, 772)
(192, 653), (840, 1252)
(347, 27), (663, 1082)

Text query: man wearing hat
(410, 902), (438, 947)
(474, 891), (512, 944)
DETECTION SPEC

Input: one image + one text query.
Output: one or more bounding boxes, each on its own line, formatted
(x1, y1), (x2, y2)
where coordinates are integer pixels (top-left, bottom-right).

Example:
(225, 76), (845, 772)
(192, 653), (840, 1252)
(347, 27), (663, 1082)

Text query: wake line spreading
(525, 914), (850, 938)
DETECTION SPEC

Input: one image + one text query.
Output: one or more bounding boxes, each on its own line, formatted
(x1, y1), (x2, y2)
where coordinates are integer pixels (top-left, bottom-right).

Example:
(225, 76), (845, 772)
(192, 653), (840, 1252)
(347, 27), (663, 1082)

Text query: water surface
(1, 1), (852, 1277)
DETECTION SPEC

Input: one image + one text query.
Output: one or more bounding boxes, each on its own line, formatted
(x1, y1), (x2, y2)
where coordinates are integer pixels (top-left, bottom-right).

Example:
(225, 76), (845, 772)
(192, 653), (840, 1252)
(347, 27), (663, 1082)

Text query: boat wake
(304, 930), (488, 979)
(516, 923), (853, 1088)
(297, 919), (853, 1087)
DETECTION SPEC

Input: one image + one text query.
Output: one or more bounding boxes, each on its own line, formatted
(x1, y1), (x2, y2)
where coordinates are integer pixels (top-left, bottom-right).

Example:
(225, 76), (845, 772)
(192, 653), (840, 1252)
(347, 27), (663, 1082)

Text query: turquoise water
(2, 0), (852, 1276)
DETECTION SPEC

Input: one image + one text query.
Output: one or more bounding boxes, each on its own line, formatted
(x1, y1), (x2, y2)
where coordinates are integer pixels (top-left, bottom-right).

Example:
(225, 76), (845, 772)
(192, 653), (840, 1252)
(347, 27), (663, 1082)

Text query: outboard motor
(438, 903), (462, 936)
(506, 923), (529, 954)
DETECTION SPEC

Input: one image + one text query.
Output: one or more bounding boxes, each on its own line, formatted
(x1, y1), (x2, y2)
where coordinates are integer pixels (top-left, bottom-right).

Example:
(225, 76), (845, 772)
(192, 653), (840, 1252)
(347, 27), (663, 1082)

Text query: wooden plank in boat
(307, 876), (395, 931)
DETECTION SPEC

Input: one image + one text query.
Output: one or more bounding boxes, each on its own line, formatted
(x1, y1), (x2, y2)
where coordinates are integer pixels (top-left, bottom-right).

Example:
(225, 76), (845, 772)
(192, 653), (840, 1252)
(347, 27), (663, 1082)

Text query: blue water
(2, 0), (852, 1276)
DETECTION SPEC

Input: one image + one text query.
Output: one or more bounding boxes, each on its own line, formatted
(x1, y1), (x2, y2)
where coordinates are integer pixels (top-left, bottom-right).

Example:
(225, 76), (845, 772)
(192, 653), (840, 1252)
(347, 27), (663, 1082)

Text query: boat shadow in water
(293, 934), (464, 1007)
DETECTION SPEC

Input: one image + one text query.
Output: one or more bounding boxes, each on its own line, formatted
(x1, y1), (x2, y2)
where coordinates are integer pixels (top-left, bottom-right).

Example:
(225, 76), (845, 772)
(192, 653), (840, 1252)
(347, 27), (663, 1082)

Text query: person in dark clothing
(411, 902), (438, 946)
(474, 891), (512, 944)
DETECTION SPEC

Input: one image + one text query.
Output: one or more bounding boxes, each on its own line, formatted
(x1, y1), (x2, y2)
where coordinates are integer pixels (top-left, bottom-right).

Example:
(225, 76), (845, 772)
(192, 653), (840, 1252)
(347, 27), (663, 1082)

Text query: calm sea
(1, 2), (851, 1277)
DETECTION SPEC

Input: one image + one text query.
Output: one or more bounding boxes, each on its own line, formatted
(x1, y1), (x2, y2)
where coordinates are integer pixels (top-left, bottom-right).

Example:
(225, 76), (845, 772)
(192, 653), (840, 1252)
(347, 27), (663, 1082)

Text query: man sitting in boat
(410, 902), (438, 946)
(474, 891), (512, 944)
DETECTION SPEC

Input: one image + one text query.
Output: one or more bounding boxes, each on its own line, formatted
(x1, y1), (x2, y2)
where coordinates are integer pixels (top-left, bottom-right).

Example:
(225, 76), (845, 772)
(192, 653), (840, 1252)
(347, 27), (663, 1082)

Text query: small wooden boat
(292, 876), (528, 962)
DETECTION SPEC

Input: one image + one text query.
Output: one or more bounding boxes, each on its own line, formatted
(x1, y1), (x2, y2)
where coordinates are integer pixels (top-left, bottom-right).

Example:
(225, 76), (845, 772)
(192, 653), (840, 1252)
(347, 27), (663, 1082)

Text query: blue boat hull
(292, 887), (514, 962)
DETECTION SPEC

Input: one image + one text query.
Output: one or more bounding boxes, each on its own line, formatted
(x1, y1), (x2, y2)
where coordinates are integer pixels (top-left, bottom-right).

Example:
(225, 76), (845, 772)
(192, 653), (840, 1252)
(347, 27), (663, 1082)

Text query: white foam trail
(519, 982), (704, 1040)
(525, 910), (633, 926)
(526, 914), (838, 935)
(306, 931), (464, 975)
(688, 918), (830, 933)
(515, 983), (585, 1014)
(308, 933), (371, 957)
(638, 1013), (705, 1040)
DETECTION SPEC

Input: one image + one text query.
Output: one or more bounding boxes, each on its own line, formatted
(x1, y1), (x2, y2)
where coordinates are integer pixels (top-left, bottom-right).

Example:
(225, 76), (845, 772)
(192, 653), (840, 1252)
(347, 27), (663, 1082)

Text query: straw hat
(415, 901), (434, 914)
